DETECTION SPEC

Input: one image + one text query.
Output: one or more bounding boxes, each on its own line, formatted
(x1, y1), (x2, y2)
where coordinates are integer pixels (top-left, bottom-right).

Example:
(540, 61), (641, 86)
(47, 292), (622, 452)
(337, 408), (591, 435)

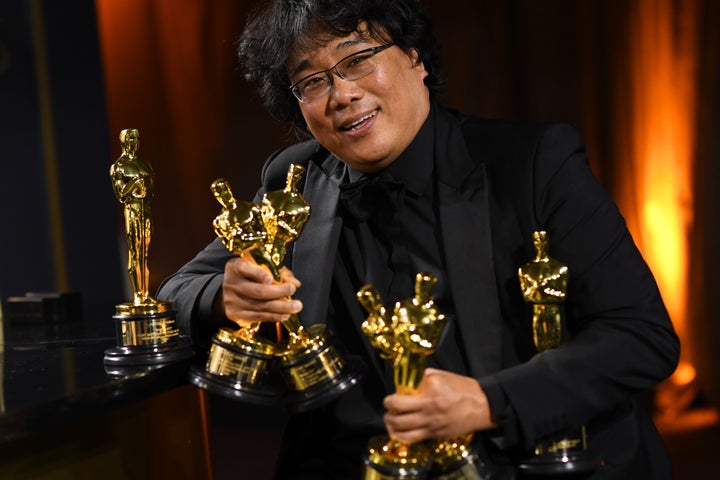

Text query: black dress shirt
(334, 105), (469, 378)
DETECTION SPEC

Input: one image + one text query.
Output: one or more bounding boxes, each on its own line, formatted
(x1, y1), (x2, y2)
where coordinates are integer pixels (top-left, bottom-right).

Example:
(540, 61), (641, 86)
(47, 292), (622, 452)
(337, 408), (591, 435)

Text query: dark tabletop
(0, 321), (193, 446)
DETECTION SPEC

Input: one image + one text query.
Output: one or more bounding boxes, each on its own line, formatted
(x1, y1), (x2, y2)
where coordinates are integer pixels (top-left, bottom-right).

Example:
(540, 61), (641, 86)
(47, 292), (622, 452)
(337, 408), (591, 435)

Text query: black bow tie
(339, 175), (406, 222)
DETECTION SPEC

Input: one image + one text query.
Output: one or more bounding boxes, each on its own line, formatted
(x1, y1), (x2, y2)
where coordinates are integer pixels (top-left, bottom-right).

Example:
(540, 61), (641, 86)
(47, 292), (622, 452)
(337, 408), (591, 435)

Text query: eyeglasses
(289, 43), (394, 103)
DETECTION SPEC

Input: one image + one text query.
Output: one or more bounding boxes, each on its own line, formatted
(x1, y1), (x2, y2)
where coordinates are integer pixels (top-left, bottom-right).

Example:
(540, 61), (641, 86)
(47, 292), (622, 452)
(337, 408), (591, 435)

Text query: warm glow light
(671, 362), (697, 387)
(625, 0), (697, 355)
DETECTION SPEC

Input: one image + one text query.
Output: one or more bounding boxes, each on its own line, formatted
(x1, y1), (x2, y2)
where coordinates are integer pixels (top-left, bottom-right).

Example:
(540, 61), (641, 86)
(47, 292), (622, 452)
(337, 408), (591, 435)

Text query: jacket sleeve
(479, 123), (680, 450)
(156, 238), (233, 343)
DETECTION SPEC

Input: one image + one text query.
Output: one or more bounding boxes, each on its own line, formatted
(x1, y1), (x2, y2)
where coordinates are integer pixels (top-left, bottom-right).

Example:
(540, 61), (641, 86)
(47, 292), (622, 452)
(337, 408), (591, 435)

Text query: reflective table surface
(0, 323), (192, 446)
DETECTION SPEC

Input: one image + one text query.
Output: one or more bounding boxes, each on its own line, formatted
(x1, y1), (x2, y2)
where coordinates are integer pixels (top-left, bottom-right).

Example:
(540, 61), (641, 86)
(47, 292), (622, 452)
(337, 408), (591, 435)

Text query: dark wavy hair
(237, 0), (443, 135)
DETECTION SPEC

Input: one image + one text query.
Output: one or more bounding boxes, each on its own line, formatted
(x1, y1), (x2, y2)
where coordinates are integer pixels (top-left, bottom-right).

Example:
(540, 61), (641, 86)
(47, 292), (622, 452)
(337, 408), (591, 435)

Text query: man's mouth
(342, 109), (378, 131)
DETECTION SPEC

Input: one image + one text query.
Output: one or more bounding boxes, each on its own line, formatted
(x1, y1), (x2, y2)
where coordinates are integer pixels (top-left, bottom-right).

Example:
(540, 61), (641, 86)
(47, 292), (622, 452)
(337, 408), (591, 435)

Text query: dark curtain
(688, 0), (720, 407)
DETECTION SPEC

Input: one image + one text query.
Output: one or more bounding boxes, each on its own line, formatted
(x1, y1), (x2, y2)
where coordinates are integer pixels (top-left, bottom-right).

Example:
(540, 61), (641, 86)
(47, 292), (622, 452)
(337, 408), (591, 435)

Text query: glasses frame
(289, 43), (395, 103)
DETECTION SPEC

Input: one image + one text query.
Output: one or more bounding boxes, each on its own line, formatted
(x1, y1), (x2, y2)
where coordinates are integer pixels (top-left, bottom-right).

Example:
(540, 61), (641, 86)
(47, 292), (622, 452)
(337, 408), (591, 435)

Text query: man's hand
(383, 368), (499, 443)
(214, 256), (303, 326)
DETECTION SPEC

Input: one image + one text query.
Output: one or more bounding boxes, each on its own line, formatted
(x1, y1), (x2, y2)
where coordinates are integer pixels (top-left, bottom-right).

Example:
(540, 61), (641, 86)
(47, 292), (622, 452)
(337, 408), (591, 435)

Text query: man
(158, 1), (679, 478)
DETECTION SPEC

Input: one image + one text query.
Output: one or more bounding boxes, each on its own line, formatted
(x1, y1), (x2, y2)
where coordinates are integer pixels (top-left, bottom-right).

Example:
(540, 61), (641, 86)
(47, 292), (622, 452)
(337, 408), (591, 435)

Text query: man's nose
(328, 75), (364, 108)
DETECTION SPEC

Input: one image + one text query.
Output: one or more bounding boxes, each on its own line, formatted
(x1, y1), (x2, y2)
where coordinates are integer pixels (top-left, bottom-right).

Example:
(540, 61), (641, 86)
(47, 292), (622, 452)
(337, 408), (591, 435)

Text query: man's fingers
(227, 278), (296, 301)
(220, 256), (303, 324)
(227, 256), (273, 284)
(280, 266), (302, 288)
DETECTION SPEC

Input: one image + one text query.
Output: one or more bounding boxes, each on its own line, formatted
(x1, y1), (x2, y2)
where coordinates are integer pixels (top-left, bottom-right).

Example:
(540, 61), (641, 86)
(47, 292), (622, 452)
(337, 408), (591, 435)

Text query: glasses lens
(295, 75), (330, 102)
(291, 44), (392, 103)
(337, 51), (378, 81)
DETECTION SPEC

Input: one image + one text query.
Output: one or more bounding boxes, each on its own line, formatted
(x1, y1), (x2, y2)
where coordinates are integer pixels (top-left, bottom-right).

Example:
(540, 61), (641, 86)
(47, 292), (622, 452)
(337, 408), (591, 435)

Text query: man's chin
(341, 154), (395, 173)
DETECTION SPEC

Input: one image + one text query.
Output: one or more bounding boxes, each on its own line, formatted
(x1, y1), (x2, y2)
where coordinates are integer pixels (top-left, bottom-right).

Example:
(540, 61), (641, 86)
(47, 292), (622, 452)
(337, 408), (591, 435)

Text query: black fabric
(339, 174), (411, 302)
(339, 174), (405, 222)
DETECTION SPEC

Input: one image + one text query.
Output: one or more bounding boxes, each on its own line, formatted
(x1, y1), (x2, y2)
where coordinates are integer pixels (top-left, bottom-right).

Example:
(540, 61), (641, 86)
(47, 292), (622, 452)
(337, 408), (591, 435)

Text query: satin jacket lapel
(435, 108), (504, 377)
(291, 152), (344, 327)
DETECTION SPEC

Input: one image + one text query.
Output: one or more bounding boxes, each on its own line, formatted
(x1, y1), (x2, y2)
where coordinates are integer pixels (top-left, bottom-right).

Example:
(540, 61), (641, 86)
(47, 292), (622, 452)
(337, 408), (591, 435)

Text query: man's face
(287, 31), (430, 173)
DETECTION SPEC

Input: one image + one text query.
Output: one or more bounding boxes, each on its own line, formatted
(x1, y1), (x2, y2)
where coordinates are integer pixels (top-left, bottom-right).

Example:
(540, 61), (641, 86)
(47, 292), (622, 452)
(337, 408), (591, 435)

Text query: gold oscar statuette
(188, 164), (362, 411)
(517, 230), (600, 475)
(104, 128), (192, 373)
(429, 432), (487, 480)
(358, 273), (444, 479)
(359, 273), (489, 479)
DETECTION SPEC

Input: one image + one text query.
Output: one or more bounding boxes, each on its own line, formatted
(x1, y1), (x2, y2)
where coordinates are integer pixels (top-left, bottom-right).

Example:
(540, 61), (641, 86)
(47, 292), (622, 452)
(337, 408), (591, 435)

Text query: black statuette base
(105, 305), (192, 367)
(188, 364), (282, 405)
(189, 328), (281, 405)
(517, 451), (601, 476)
(282, 356), (365, 413)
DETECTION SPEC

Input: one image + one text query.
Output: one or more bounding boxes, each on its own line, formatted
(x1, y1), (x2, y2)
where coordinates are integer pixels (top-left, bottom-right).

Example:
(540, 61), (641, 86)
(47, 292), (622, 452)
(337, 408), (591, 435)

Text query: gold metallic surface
(282, 343), (345, 391)
(211, 178), (274, 348)
(210, 165), (309, 342)
(358, 285), (396, 360)
(110, 128), (179, 344)
(206, 340), (273, 384)
(358, 273), (447, 478)
(518, 231), (589, 463)
(208, 165), (350, 397)
(114, 300), (172, 317)
(364, 435), (432, 479)
(211, 179), (269, 269)
(119, 316), (180, 346)
(518, 230), (568, 352)
(261, 164), (311, 272)
(534, 431), (584, 455)
(111, 129), (157, 307)
(392, 273), (446, 393)
(431, 434), (482, 478)
(214, 327), (276, 356)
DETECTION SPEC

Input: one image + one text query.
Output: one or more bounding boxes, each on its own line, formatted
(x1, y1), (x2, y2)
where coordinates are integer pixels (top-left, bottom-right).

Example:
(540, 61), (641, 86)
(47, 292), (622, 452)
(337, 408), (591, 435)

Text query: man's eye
(301, 76), (327, 93)
(345, 54), (371, 69)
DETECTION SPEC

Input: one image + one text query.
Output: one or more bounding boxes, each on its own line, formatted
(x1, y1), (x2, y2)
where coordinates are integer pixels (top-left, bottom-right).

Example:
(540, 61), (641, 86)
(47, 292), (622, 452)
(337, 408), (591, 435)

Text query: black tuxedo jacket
(159, 105), (679, 478)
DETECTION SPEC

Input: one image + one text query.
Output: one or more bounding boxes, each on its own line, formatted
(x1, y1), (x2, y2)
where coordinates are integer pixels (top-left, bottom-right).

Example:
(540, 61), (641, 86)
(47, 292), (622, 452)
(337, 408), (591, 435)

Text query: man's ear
(408, 47), (423, 67)
(407, 48), (428, 81)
